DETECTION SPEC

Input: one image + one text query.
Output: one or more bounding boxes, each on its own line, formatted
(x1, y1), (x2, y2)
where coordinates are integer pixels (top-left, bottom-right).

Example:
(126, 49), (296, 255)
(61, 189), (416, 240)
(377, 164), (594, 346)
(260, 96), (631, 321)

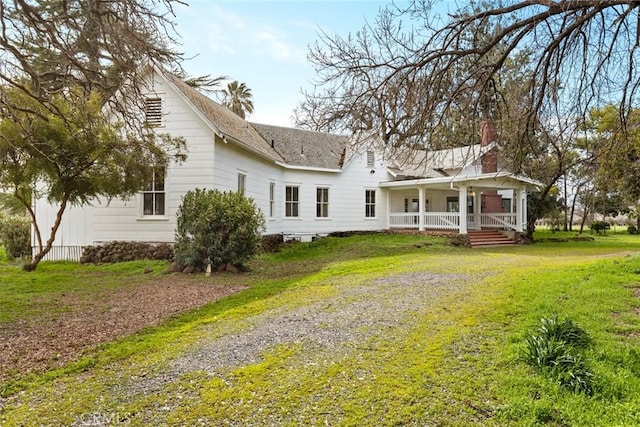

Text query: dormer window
(145, 97), (163, 127)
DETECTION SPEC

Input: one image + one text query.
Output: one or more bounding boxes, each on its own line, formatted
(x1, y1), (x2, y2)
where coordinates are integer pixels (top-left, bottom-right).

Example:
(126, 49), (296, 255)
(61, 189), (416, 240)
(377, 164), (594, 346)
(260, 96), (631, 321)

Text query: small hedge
(0, 214), (31, 259)
(590, 221), (611, 234)
(261, 234), (285, 253)
(174, 189), (265, 271)
(80, 241), (174, 264)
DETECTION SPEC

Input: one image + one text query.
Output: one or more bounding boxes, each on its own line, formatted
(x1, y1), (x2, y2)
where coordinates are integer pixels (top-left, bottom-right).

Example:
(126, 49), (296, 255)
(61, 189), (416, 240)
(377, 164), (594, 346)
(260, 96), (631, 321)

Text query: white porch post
(515, 187), (526, 232)
(459, 184), (468, 234)
(473, 190), (481, 230)
(386, 189), (391, 230)
(418, 186), (425, 231)
(520, 187), (528, 233)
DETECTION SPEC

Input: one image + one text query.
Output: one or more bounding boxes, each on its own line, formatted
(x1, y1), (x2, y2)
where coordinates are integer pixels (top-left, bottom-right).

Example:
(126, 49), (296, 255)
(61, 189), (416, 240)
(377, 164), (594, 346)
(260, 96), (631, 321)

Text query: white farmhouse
(33, 67), (539, 260)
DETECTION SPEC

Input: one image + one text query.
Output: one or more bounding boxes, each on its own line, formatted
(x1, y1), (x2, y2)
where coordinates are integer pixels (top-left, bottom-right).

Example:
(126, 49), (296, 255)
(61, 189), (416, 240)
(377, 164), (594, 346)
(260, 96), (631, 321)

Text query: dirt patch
(0, 276), (246, 382)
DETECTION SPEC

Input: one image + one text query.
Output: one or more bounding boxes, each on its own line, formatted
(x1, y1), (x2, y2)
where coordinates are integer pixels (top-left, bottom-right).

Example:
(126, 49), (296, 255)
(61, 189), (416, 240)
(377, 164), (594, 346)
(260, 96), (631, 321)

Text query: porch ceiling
(379, 171), (541, 191)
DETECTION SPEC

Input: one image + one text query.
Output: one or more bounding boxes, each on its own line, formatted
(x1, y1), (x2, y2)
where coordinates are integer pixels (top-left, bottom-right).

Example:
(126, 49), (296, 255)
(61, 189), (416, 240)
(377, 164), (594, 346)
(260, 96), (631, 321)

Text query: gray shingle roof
(161, 70), (349, 169)
(162, 71), (284, 163)
(250, 123), (348, 170)
(389, 144), (485, 178)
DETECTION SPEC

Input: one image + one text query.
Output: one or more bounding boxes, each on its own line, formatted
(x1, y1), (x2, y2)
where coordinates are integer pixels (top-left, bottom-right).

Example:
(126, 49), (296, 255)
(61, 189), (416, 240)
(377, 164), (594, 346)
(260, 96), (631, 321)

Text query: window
(144, 97), (162, 127)
(446, 196), (459, 213)
(143, 168), (165, 216)
(501, 198), (512, 213)
(366, 150), (375, 168)
(269, 182), (275, 218)
(316, 187), (329, 218)
(404, 198), (419, 213)
(285, 186), (299, 217)
(404, 198), (430, 212)
(237, 172), (246, 193)
(365, 189), (376, 218)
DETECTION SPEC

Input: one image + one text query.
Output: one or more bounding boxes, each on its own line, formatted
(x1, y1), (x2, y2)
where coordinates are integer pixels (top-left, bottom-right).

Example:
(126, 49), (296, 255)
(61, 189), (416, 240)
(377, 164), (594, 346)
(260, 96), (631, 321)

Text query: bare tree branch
(297, 0), (640, 159)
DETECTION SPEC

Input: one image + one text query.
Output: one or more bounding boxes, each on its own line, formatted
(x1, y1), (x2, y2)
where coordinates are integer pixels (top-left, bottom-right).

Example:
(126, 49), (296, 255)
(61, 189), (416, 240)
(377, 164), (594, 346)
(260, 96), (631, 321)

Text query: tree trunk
(569, 182), (585, 232)
(23, 195), (68, 272)
(579, 205), (589, 234)
(526, 176), (562, 239)
(563, 174), (568, 231)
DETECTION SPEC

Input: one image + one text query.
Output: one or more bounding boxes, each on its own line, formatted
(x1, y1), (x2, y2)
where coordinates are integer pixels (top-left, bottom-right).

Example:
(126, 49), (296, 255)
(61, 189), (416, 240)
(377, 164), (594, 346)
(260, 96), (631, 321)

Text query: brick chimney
(480, 120), (498, 173)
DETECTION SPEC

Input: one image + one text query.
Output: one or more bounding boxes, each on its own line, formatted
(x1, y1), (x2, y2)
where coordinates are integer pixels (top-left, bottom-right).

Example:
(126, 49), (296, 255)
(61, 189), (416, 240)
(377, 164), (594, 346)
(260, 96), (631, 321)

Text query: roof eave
(275, 161), (342, 173)
(379, 171), (542, 189)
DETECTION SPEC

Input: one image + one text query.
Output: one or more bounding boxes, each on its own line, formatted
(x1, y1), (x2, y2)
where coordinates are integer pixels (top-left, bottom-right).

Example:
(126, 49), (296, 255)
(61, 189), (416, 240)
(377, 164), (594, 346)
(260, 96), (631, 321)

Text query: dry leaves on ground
(0, 275), (246, 382)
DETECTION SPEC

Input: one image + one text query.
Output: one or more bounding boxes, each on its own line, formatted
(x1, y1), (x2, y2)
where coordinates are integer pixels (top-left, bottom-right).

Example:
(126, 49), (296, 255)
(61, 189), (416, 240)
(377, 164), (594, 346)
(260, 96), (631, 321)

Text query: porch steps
(468, 230), (516, 248)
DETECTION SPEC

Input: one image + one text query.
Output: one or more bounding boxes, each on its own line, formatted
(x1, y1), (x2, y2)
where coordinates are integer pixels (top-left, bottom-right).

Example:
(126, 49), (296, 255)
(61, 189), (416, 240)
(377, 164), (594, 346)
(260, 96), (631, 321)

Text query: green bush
(521, 316), (594, 395)
(174, 188), (265, 270)
(628, 224), (638, 235)
(590, 221), (611, 234)
(0, 214), (31, 259)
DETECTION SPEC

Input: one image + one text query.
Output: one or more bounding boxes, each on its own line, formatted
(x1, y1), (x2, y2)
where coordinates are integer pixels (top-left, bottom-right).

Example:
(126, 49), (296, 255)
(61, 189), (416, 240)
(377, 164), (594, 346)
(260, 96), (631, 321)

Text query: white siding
(211, 136), (284, 234)
(88, 75), (218, 243)
(278, 151), (387, 236)
(32, 71), (396, 259)
(32, 198), (91, 247)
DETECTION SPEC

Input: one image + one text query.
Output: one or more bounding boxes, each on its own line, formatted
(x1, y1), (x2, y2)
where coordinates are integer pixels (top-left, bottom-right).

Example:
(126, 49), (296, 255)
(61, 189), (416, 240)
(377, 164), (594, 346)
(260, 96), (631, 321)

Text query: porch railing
(388, 213), (420, 227)
(425, 212), (460, 230)
(389, 212), (517, 231)
(480, 213), (516, 229)
(389, 212), (460, 230)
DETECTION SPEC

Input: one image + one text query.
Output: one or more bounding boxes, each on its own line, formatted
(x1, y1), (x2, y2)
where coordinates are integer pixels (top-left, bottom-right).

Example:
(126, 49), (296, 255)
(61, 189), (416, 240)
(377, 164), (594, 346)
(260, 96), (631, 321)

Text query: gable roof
(388, 143), (493, 178)
(250, 123), (347, 170)
(161, 71), (284, 163)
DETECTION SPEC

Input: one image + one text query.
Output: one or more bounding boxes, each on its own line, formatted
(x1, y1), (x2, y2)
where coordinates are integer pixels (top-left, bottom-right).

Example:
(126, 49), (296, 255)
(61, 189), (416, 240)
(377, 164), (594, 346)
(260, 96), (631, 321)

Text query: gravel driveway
(110, 270), (472, 412)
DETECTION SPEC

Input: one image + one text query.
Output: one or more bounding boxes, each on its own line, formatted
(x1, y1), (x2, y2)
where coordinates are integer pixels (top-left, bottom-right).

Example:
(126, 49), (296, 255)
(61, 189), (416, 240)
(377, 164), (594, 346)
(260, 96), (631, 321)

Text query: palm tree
(221, 80), (254, 119)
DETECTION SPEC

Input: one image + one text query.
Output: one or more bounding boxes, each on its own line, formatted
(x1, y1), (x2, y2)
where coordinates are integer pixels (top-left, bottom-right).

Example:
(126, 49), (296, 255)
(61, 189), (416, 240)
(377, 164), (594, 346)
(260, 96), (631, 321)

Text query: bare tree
(297, 1), (640, 160)
(0, 0), (185, 127)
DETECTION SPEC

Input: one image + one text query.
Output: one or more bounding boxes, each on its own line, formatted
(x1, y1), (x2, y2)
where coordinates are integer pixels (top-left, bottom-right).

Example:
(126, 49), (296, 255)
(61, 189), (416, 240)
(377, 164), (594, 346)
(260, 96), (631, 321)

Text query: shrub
(628, 224), (638, 235)
(521, 316), (594, 395)
(590, 221), (611, 234)
(0, 214), (31, 259)
(174, 188), (265, 270)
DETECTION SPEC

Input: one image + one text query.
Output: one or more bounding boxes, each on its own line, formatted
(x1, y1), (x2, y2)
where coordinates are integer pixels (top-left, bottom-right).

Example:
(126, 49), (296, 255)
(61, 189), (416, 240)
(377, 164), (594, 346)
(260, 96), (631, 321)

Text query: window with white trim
(144, 97), (163, 127)
(285, 186), (299, 217)
(143, 168), (165, 216)
(365, 189), (376, 218)
(237, 172), (246, 193)
(316, 187), (329, 218)
(446, 196), (459, 213)
(269, 182), (275, 218)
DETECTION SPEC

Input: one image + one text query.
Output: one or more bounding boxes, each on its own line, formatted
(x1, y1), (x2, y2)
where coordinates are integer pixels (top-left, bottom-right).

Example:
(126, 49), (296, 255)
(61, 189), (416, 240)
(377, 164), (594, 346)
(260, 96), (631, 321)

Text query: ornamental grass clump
(522, 315), (594, 395)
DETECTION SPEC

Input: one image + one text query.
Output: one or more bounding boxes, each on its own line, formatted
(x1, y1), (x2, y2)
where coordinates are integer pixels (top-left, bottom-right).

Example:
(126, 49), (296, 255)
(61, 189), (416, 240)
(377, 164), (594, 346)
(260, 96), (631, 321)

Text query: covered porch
(380, 173), (539, 234)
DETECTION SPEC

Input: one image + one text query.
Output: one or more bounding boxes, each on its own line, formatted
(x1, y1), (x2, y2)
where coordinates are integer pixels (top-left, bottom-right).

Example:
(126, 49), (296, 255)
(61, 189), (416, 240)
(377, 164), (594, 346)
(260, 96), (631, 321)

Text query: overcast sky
(173, 0), (396, 126)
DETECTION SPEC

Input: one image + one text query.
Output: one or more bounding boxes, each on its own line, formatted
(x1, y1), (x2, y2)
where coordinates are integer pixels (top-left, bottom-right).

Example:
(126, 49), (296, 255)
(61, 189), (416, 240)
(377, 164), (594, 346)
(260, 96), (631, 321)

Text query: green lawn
(1, 231), (640, 426)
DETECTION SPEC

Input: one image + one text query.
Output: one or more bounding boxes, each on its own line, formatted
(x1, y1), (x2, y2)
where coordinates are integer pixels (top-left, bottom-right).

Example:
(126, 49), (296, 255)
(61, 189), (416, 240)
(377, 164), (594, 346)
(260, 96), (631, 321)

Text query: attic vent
(366, 150), (375, 168)
(145, 97), (162, 127)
